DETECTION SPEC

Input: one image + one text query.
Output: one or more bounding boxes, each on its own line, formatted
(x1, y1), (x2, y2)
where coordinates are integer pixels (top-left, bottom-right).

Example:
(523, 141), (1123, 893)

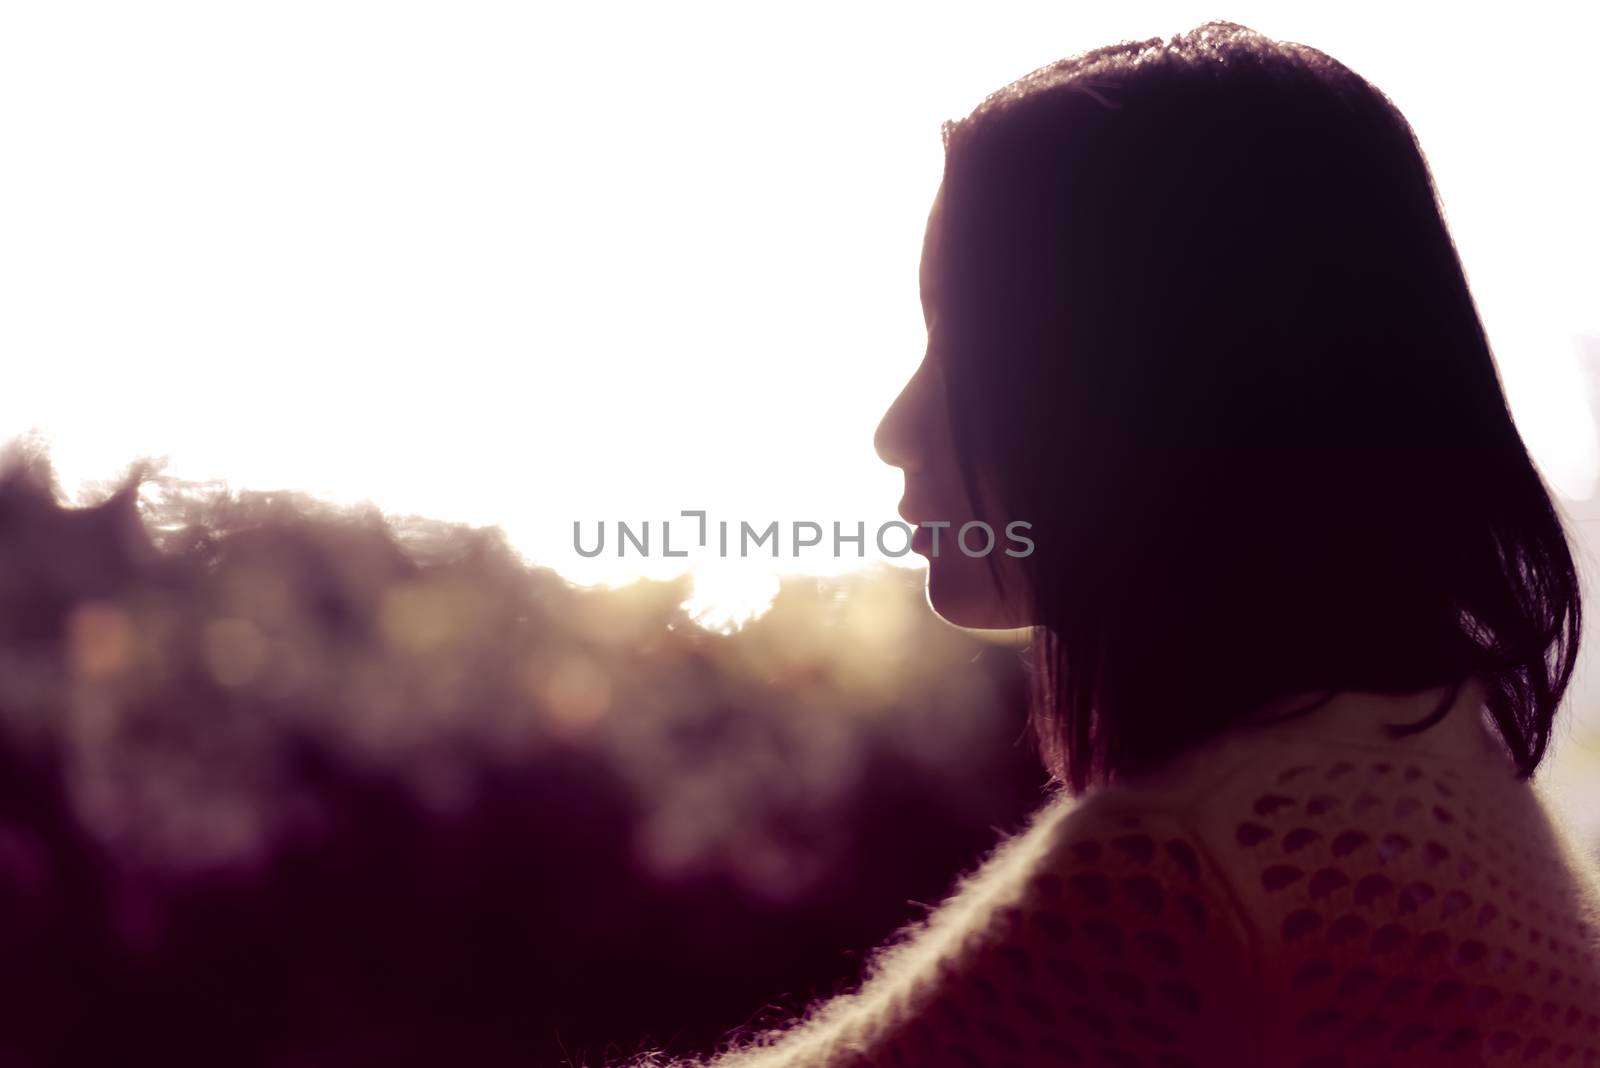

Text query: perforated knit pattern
(1209, 742), (1600, 1066)
(786, 699), (1600, 1068)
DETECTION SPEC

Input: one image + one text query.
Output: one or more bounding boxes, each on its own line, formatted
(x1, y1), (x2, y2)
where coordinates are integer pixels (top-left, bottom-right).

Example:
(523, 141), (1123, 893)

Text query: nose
(874, 358), (927, 471)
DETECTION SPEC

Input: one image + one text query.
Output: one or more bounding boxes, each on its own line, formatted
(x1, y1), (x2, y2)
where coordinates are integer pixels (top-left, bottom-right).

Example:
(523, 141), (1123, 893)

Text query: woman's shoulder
(768, 722), (1600, 1068)
(902, 776), (1270, 1063)
(1077, 719), (1600, 1063)
(778, 781), (1263, 1068)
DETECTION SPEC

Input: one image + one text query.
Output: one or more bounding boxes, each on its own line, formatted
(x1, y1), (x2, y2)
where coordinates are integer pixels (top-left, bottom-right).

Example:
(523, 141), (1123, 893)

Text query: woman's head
(874, 21), (1581, 791)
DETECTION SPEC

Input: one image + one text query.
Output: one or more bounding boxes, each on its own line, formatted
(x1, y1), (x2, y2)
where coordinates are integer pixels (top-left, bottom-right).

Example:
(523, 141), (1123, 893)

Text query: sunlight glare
(2, 0), (1596, 629)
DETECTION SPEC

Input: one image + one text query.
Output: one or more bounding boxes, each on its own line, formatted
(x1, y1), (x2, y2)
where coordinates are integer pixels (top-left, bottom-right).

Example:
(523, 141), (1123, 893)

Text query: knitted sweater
(723, 678), (1600, 1068)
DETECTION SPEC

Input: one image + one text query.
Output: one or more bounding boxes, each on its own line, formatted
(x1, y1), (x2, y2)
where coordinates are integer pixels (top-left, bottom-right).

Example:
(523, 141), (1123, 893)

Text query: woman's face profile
(875, 184), (1032, 631)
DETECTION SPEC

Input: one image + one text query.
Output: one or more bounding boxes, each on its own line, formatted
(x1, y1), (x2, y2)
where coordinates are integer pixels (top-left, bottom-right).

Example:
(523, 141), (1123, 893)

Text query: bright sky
(3, 2), (1598, 632)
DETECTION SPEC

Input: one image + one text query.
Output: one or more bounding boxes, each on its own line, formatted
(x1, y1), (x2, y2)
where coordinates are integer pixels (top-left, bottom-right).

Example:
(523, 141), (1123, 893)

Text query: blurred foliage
(0, 441), (1048, 1068)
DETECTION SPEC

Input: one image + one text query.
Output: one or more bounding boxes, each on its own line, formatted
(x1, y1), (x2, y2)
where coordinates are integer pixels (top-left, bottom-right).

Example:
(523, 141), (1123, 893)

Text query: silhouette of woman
(645, 20), (1600, 1068)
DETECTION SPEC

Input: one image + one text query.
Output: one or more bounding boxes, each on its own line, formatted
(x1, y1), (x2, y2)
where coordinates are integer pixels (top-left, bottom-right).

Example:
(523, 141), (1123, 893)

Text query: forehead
(920, 185), (946, 303)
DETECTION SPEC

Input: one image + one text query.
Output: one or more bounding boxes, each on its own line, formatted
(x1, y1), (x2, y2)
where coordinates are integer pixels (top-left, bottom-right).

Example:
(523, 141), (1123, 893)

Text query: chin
(923, 555), (1032, 630)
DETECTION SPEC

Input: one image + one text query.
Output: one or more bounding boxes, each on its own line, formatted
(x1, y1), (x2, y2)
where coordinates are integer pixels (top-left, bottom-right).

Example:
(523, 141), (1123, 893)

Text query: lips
(898, 499), (938, 556)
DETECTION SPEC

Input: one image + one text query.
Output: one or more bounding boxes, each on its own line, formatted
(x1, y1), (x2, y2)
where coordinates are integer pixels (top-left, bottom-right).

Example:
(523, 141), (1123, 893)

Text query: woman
(639, 21), (1600, 1068)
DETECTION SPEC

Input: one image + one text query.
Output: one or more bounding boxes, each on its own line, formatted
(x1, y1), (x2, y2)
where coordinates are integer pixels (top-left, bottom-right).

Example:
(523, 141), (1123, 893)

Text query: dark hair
(931, 21), (1582, 792)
